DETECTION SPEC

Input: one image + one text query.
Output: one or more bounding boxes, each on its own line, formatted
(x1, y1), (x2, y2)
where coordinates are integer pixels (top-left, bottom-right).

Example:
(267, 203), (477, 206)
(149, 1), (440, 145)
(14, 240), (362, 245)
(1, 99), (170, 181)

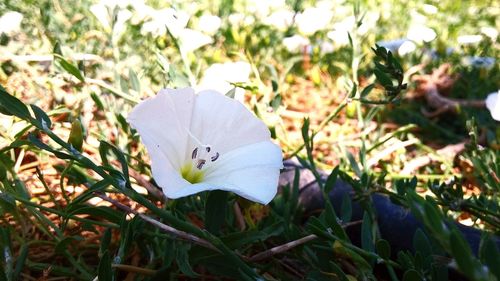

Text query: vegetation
(0, 0), (498, 280)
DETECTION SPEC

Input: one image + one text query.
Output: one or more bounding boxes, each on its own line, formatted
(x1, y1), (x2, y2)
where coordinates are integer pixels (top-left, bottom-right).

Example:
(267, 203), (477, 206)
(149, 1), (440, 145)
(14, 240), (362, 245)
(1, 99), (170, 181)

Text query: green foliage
(0, 0), (498, 280)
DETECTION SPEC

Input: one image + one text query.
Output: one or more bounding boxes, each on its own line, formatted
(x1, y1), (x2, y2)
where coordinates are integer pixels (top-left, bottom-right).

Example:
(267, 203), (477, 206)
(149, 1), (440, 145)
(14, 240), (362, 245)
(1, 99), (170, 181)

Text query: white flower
(197, 14), (222, 35)
(327, 17), (355, 47)
(486, 91), (500, 121)
(407, 25), (436, 43)
(247, 0), (286, 19)
(178, 29), (213, 52)
(198, 61), (252, 101)
(378, 39), (416, 56)
(422, 4), (438, 14)
(457, 35), (483, 45)
(462, 56), (495, 69)
(295, 7), (333, 35)
(0, 11), (23, 35)
(263, 10), (294, 31)
(283, 35), (310, 53)
(140, 8), (189, 38)
(128, 88), (283, 204)
(481, 27), (498, 41)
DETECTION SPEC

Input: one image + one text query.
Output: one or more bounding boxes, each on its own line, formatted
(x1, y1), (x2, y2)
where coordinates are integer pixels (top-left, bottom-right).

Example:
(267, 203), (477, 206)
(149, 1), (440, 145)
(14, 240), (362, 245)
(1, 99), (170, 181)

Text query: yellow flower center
(180, 163), (204, 184)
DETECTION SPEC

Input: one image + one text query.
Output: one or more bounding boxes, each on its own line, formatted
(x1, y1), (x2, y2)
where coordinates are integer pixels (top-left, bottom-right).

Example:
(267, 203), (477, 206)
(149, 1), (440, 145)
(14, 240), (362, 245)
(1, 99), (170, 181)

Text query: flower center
(180, 145), (220, 184)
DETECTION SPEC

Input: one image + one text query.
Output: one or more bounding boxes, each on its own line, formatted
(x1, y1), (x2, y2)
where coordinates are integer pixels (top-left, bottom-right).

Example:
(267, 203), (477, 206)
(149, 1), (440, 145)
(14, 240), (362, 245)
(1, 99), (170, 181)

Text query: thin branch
(96, 193), (219, 252)
(248, 220), (362, 262)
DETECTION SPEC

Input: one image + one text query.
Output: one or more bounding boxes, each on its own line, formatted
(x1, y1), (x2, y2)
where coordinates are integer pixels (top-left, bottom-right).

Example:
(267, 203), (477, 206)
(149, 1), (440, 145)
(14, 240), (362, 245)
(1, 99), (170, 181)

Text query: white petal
(203, 141), (283, 204)
(189, 90), (271, 154)
(166, 141), (282, 204)
(486, 92), (500, 121)
(127, 88), (195, 170)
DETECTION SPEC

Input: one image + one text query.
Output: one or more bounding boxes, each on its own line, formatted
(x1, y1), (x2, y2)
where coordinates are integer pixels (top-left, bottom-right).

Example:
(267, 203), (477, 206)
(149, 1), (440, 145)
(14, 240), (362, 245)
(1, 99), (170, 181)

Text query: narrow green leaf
(340, 193), (352, 223)
(205, 190), (228, 234)
(128, 69), (141, 93)
(54, 54), (85, 82)
(376, 239), (391, 259)
(361, 212), (374, 252)
(30, 104), (52, 129)
(0, 85), (31, 120)
(98, 250), (113, 281)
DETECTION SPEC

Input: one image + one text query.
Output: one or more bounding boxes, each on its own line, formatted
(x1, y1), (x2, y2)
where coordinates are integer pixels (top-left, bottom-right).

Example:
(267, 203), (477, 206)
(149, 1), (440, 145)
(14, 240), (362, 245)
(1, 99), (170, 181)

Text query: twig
(0, 53), (102, 63)
(367, 138), (419, 168)
(128, 168), (165, 202)
(112, 264), (157, 276)
(248, 220), (362, 262)
(248, 234), (317, 262)
(412, 64), (485, 117)
(401, 142), (466, 175)
(96, 193), (219, 252)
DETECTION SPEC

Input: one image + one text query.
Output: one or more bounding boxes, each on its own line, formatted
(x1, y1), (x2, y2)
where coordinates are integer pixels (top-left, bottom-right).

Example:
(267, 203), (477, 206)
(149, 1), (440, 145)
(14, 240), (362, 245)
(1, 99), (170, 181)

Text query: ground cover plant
(0, 0), (499, 280)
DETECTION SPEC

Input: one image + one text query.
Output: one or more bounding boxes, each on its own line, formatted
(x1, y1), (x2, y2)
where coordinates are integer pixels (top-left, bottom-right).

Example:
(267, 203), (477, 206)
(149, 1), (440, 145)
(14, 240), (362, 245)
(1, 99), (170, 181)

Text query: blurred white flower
(141, 8), (189, 38)
(179, 29), (213, 52)
(228, 13), (255, 27)
(128, 88), (283, 204)
(198, 61), (252, 101)
(197, 14), (222, 35)
(486, 91), (500, 121)
(319, 41), (335, 54)
(422, 4), (438, 14)
(462, 56), (495, 69)
(481, 27), (498, 41)
(283, 35), (310, 53)
(90, 0), (132, 39)
(295, 7), (333, 35)
(357, 12), (379, 35)
(327, 16), (356, 47)
(263, 10), (294, 31)
(378, 39), (416, 56)
(407, 25), (436, 43)
(247, 0), (286, 19)
(457, 35), (483, 45)
(0, 11), (23, 35)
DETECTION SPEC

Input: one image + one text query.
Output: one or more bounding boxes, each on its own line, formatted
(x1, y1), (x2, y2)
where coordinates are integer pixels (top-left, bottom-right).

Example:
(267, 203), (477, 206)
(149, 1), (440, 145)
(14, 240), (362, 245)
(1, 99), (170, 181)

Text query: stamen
(211, 152), (219, 162)
(206, 146), (211, 152)
(191, 147), (198, 159)
(196, 159), (206, 170)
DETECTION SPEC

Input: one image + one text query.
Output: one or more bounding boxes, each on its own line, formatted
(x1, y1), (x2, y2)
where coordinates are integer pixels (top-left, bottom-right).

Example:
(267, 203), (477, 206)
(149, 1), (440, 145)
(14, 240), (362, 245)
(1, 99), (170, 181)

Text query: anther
(196, 159), (206, 170)
(211, 152), (219, 162)
(206, 146), (211, 152)
(191, 147), (198, 159)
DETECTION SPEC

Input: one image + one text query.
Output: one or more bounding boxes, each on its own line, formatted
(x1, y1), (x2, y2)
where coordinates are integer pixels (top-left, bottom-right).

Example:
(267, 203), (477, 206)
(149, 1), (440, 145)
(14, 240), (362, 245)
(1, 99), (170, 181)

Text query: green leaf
(0, 85), (31, 120)
(99, 141), (130, 186)
(129, 69), (140, 93)
(450, 229), (478, 280)
(374, 68), (393, 87)
(412, 229), (432, 261)
(340, 193), (352, 223)
(376, 239), (391, 259)
(479, 235), (500, 280)
(30, 104), (52, 129)
(324, 200), (349, 241)
(361, 212), (374, 252)
(176, 243), (198, 277)
(13, 244), (28, 281)
(100, 228), (112, 258)
(325, 166), (339, 194)
(403, 269), (421, 281)
(54, 54), (85, 82)
(98, 250), (113, 281)
(205, 190), (228, 235)
(360, 83), (376, 97)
